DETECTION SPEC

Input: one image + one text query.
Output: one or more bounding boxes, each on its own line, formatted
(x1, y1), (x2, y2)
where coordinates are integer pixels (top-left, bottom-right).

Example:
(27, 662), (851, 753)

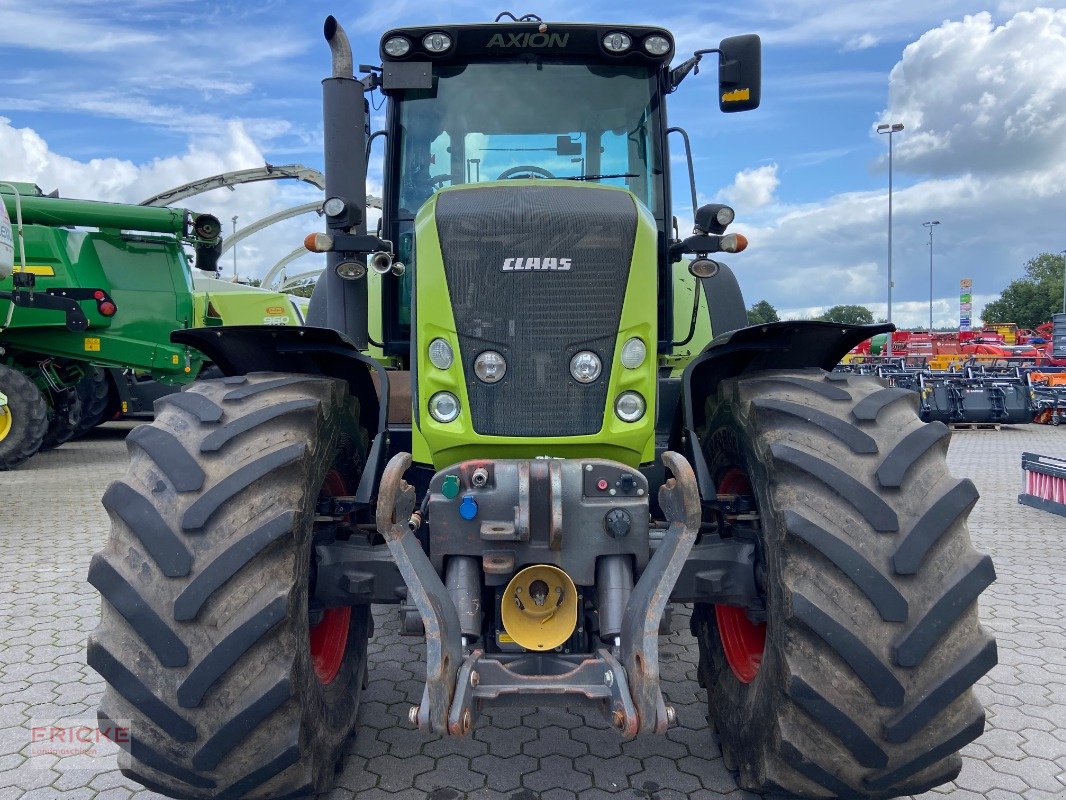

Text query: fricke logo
(501, 257), (572, 272)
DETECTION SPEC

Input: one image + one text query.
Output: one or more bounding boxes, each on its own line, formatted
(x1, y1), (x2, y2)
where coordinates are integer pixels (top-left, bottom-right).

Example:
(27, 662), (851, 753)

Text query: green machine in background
(0, 182), (223, 469)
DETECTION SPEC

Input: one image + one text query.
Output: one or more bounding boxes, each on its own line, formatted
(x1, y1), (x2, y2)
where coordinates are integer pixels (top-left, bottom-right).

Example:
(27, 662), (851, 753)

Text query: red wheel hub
(715, 467), (766, 684)
(310, 469), (352, 685)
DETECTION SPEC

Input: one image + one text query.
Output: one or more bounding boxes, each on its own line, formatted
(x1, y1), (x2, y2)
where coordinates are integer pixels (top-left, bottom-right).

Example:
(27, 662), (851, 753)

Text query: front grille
(435, 185), (637, 437)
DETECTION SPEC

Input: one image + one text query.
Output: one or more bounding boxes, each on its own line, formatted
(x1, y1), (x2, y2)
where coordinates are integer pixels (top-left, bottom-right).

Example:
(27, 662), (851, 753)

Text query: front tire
(0, 365), (48, 469)
(88, 372), (370, 799)
(694, 368), (995, 799)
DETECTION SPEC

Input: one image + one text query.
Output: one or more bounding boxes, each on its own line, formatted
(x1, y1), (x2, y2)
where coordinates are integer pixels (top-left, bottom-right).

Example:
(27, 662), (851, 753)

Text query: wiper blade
(563, 173), (637, 181)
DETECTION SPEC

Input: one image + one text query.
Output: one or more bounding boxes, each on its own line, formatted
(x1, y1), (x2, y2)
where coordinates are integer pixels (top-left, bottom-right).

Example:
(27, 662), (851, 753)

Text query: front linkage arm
(620, 451), (701, 734)
(376, 452), (464, 735)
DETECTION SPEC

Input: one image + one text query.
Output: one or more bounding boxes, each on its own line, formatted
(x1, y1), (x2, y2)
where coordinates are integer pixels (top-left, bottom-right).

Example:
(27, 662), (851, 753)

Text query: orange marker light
(721, 233), (748, 253)
(304, 232), (334, 253)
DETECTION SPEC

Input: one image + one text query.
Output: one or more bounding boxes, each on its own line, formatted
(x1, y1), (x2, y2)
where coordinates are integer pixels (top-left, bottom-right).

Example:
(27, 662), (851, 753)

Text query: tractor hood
(411, 181), (658, 468)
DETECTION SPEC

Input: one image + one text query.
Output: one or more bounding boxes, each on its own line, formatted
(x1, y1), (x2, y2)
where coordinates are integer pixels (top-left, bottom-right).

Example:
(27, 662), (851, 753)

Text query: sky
(1, 1), (1065, 327)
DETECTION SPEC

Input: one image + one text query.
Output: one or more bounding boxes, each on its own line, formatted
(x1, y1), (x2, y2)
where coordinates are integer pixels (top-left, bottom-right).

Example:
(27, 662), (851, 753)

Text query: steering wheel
(429, 174), (452, 188)
(497, 165), (557, 180)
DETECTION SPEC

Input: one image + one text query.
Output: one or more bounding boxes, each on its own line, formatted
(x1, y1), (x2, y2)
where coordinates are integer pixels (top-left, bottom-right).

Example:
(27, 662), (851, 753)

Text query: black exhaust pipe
(307, 15), (369, 348)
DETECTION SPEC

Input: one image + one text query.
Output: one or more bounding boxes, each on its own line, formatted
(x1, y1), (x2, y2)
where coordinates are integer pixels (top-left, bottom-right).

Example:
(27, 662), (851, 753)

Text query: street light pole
(1061, 249), (1066, 315)
(231, 216), (238, 279)
(877, 122), (904, 354)
(923, 220), (940, 330)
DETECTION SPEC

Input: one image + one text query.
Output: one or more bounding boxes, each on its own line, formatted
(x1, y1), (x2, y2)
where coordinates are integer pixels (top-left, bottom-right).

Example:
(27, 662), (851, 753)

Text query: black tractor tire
(88, 372), (371, 799)
(693, 368), (995, 799)
(0, 365), (49, 470)
(73, 367), (113, 438)
(39, 387), (83, 450)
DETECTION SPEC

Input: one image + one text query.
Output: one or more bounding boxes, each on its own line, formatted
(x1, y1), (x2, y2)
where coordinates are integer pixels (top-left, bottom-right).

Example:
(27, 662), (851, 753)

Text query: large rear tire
(88, 372), (371, 799)
(694, 368), (995, 799)
(0, 364), (48, 470)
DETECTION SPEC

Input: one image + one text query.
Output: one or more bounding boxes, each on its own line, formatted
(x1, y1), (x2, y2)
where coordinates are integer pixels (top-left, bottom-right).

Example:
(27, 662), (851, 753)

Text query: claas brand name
(501, 257), (572, 271)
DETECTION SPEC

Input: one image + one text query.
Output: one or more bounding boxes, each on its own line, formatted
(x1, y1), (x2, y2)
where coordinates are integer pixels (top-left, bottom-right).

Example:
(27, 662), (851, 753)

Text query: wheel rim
(715, 467), (767, 684)
(309, 469), (352, 685)
(0, 404), (11, 442)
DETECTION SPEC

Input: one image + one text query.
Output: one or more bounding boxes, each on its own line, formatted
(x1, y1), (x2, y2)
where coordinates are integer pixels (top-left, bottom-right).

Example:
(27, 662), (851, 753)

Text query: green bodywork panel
(0, 225), (203, 381)
(192, 278), (307, 329)
(411, 181), (659, 470)
(663, 260), (713, 376)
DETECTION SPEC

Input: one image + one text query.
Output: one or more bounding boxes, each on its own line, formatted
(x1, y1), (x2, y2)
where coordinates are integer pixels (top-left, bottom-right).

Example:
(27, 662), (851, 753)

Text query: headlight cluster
(383, 31), (452, 57)
(425, 338), (648, 424)
(602, 31), (672, 56)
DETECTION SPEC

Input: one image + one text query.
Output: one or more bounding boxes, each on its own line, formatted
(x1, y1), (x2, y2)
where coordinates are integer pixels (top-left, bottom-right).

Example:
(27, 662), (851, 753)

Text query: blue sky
(2, 1), (1065, 326)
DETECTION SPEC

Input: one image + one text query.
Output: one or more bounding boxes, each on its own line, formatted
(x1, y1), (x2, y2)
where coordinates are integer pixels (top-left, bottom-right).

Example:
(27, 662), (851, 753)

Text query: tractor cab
(373, 20), (761, 358)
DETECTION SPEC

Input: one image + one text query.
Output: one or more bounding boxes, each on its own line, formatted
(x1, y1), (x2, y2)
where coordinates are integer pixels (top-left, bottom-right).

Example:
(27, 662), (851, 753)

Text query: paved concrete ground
(1, 423), (1064, 799)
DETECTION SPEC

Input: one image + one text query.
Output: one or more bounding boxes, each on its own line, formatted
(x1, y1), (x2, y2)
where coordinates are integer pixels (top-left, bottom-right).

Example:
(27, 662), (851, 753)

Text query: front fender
(674, 320), (892, 502)
(172, 325), (384, 439)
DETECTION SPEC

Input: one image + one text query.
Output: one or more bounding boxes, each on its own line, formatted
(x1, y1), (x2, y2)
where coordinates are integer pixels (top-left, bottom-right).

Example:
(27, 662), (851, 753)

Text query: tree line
(747, 251), (1064, 330)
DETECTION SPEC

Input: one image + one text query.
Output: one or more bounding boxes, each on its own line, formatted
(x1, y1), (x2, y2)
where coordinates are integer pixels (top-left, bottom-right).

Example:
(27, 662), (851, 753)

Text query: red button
(99, 301), (117, 317)
(596, 479), (608, 491)
(93, 290), (105, 300)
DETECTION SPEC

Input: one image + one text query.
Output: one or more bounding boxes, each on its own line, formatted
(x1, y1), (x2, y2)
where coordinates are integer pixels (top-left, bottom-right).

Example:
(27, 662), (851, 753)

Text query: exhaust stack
(307, 15), (369, 348)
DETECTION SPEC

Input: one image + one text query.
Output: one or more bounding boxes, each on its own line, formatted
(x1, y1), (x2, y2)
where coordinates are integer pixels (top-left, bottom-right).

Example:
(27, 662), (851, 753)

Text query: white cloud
(844, 33), (880, 51)
(718, 164), (779, 211)
(0, 0), (161, 53)
(0, 116), (323, 284)
(730, 9), (1066, 322)
(879, 9), (1066, 177)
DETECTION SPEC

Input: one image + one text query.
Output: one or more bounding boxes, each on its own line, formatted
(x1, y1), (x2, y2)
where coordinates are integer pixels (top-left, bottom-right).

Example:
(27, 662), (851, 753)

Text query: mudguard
(673, 320), (893, 503)
(699, 262), (748, 336)
(173, 324), (385, 440)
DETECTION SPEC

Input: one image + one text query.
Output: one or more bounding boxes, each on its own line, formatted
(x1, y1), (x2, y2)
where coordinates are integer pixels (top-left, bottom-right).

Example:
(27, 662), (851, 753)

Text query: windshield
(395, 61), (664, 220)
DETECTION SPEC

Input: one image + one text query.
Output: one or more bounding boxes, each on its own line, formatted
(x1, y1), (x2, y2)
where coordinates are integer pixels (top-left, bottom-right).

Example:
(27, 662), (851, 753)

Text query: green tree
(819, 304), (874, 325)
(980, 252), (1065, 329)
(747, 300), (780, 325)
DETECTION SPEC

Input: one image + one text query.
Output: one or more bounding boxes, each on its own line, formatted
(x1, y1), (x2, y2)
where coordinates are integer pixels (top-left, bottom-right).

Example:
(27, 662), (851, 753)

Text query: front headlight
(570, 351), (602, 383)
(615, 392), (646, 422)
(474, 351), (507, 383)
(429, 391), (460, 423)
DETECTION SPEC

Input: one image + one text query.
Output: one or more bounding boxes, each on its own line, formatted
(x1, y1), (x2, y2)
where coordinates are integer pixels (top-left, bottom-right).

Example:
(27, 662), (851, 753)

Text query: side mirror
(718, 34), (761, 112)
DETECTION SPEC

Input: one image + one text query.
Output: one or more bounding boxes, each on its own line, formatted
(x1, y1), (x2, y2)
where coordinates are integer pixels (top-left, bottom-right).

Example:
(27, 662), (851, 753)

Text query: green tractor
(88, 14), (996, 799)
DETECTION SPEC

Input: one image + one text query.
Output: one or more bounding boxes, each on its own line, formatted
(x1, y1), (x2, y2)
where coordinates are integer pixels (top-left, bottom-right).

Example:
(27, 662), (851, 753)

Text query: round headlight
(423, 32), (452, 53)
(383, 36), (411, 57)
(429, 391), (460, 423)
(323, 196), (346, 217)
(615, 391), (646, 422)
(716, 206), (735, 226)
(570, 351), (602, 383)
(474, 351), (507, 383)
(643, 35), (671, 56)
(620, 338), (646, 369)
(428, 338), (453, 369)
(602, 32), (632, 53)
